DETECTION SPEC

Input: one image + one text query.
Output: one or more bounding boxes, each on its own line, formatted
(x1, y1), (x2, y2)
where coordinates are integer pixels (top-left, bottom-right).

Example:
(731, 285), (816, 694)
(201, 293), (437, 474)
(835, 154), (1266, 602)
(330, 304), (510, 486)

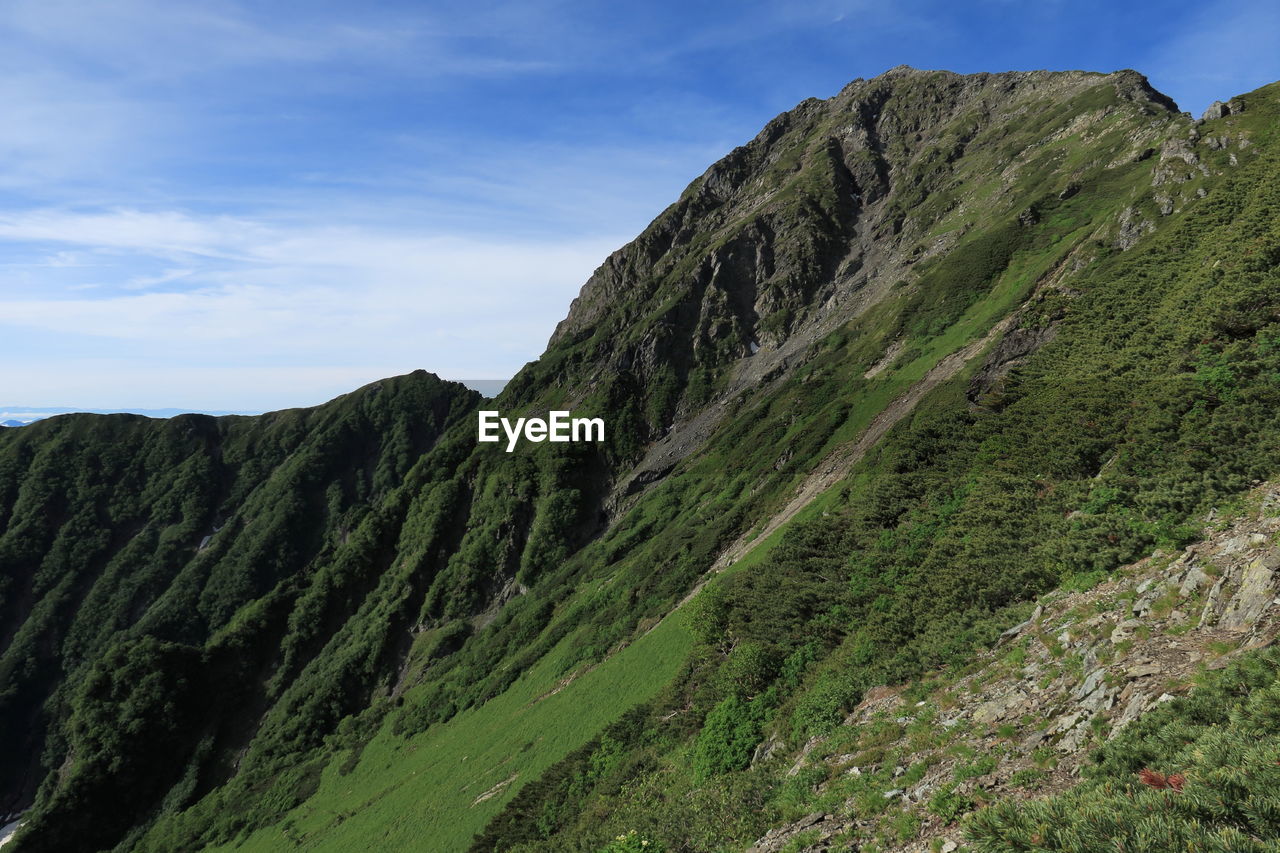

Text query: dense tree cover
(469, 87), (1280, 851)
(0, 373), (481, 848)
(1, 72), (1273, 853)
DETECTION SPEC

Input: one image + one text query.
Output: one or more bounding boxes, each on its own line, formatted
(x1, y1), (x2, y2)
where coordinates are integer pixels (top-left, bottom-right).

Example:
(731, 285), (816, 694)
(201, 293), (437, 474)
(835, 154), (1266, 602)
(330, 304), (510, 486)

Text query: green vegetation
(201, 612), (691, 853)
(1, 70), (1277, 853)
(461, 81), (1280, 851)
(967, 647), (1280, 852)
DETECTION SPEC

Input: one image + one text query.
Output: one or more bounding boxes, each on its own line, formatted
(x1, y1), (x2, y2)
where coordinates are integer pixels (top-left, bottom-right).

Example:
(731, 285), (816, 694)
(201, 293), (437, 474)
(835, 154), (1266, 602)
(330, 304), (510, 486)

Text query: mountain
(2, 67), (1280, 852)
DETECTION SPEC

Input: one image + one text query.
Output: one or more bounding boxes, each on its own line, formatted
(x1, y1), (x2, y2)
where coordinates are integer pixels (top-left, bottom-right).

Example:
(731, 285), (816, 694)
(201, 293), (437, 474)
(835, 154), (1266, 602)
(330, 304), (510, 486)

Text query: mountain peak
(6, 67), (1278, 853)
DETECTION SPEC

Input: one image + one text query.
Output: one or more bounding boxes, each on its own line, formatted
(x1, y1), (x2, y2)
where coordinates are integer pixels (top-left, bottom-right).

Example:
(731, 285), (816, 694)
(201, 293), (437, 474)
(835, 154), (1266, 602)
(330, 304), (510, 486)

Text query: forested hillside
(2, 68), (1278, 852)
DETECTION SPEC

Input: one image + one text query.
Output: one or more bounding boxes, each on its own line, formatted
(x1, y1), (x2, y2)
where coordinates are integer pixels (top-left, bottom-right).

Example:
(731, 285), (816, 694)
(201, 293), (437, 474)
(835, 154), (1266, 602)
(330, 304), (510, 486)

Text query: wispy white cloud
(0, 0), (324, 72)
(0, 209), (265, 258)
(1141, 0), (1280, 114)
(0, 73), (162, 189)
(0, 0), (570, 85)
(5, 0), (1277, 414)
(0, 0), (586, 194)
(0, 362), (426, 412)
(0, 206), (622, 406)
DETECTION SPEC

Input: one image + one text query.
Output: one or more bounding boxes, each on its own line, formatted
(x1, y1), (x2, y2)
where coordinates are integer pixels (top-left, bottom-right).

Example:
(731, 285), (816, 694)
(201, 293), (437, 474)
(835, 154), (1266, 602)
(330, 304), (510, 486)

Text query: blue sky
(1, 0), (1278, 412)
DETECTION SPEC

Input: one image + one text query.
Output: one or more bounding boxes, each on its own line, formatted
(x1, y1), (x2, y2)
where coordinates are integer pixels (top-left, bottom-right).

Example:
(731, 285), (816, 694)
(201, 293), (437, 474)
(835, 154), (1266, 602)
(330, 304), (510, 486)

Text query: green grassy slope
(212, 614), (693, 852)
(0, 372), (479, 850)
(5, 68), (1268, 853)
(215, 448), (833, 853)
(208, 73), (1229, 853)
(465, 83), (1280, 851)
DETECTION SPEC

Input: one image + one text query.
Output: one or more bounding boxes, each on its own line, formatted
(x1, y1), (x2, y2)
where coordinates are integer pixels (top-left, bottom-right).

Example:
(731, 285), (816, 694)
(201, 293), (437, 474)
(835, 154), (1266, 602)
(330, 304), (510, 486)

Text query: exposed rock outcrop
(548, 67), (1185, 510)
(753, 483), (1280, 852)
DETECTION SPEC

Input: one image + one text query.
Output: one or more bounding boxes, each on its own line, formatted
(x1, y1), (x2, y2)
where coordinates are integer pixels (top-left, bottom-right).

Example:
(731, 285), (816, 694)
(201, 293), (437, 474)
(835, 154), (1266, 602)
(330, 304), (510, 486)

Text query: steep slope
(0, 372), (480, 850)
(3, 67), (1275, 853)
(745, 484), (1280, 851)
(465, 81), (1280, 851)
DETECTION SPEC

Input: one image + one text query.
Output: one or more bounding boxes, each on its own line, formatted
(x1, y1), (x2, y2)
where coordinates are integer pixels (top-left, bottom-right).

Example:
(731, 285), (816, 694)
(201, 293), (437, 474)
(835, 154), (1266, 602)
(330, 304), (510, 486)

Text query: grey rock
(1133, 583), (1167, 616)
(1022, 728), (1049, 748)
(1057, 719), (1091, 752)
(1202, 101), (1229, 121)
(998, 604), (1043, 644)
(1180, 564), (1210, 597)
(1126, 662), (1162, 679)
(1219, 554), (1278, 631)
(1222, 534), (1252, 555)
(1111, 692), (1150, 734)
(1160, 138), (1200, 166)
(1200, 574), (1229, 627)
(1073, 668), (1107, 701)
(785, 736), (824, 777)
(752, 733), (785, 766)
(1054, 709), (1082, 732)
(747, 812), (850, 853)
(973, 690), (1027, 725)
(1202, 99), (1244, 121)
(1111, 618), (1143, 644)
(1115, 207), (1156, 249)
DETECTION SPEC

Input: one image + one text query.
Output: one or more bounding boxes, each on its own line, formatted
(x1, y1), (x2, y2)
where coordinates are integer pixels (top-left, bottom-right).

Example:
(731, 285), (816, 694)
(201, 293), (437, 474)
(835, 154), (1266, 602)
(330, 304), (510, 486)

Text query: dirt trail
(719, 315), (1014, 570)
(0, 819), (22, 850)
(666, 315), (1015, 615)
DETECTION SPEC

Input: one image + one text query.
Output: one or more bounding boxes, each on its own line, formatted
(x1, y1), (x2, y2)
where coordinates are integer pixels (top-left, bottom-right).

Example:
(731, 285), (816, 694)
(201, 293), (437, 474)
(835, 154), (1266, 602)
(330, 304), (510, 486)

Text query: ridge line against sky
(1, 0), (1278, 413)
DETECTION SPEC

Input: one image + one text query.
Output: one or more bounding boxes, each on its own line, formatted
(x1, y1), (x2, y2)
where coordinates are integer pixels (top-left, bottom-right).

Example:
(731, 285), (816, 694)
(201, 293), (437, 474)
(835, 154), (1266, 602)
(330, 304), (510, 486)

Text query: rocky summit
(3, 67), (1280, 853)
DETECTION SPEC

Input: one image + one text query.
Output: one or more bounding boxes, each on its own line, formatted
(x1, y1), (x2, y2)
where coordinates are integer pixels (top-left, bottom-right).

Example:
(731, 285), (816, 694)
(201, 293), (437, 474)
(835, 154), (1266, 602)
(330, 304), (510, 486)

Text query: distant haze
(0, 379), (507, 424)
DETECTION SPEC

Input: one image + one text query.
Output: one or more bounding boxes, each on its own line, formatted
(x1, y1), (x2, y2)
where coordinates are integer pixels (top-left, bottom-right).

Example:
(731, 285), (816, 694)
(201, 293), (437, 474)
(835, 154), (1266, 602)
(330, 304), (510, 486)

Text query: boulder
(1179, 564), (1210, 597)
(1202, 101), (1230, 121)
(1219, 554), (1278, 631)
(1201, 99), (1245, 121)
(1111, 618), (1142, 644)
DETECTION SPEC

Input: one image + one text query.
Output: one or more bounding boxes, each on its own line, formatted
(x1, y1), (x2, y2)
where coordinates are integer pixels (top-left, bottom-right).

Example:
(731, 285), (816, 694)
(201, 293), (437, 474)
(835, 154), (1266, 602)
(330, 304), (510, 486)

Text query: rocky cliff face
(544, 68), (1185, 505)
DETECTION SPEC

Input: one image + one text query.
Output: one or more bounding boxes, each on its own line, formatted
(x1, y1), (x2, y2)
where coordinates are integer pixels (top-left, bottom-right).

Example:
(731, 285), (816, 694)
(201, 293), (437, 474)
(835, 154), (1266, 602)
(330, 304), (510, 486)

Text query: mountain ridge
(548, 66), (1185, 515)
(2, 67), (1278, 852)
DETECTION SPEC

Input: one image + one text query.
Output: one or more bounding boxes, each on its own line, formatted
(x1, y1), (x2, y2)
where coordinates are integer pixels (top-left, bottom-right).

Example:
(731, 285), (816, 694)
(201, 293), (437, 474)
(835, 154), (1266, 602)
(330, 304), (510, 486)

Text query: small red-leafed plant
(1138, 769), (1186, 791)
